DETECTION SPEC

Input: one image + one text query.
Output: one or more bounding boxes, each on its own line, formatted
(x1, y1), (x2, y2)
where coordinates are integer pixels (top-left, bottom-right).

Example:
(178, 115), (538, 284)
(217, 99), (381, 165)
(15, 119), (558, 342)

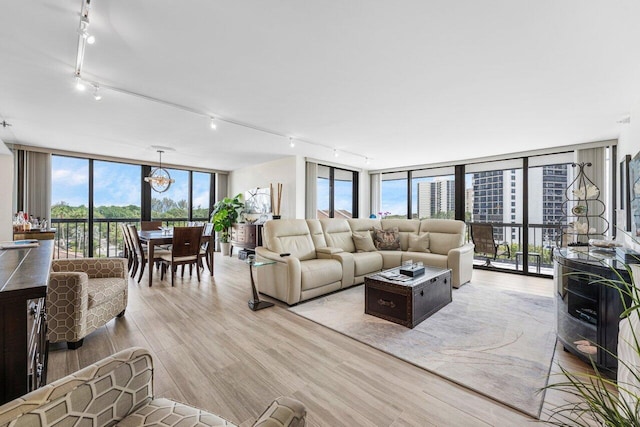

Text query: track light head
(365, 157), (371, 165)
(210, 117), (217, 130)
(93, 85), (102, 101)
(75, 75), (86, 91)
(333, 149), (339, 157)
(289, 137), (295, 148)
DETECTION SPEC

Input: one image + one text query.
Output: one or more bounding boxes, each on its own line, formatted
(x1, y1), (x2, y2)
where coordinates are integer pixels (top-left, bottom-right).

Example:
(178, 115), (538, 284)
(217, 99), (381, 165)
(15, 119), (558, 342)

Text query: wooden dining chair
(141, 220), (162, 231)
(127, 224), (171, 283)
(120, 223), (135, 275)
(199, 222), (215, 276)
(160, 226), (204, 286)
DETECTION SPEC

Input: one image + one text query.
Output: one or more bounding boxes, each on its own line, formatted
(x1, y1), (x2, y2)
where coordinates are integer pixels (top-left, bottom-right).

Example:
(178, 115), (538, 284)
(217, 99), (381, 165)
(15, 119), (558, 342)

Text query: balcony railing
(466, 222), (562, 276)
(50, 218), (205, 259)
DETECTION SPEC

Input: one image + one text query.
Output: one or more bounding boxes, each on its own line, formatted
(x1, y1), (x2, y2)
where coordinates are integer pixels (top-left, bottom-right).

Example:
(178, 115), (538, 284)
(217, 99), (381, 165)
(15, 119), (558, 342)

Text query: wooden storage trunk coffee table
(364, 266), (452, 328)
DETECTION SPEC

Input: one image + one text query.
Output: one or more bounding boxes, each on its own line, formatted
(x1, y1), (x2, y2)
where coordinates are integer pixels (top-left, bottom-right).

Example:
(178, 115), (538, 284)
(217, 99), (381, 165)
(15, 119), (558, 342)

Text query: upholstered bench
(0, 347), (306, 427)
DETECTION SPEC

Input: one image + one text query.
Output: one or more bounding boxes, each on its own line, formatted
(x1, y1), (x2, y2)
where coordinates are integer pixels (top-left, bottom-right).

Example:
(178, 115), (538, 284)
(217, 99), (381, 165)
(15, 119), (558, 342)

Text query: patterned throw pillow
(408, 233), (431, 253)
(373, 227), (401, 251)
(352, 231), (377, 252)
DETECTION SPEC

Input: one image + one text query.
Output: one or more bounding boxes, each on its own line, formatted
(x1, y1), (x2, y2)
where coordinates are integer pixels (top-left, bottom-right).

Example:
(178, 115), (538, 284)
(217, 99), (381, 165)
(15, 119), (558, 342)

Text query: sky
(52, 156), (210, 209)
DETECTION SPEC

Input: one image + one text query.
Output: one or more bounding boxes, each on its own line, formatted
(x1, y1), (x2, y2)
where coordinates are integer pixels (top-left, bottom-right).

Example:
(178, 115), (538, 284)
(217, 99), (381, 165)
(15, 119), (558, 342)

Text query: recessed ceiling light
(86, 34), (95, 44)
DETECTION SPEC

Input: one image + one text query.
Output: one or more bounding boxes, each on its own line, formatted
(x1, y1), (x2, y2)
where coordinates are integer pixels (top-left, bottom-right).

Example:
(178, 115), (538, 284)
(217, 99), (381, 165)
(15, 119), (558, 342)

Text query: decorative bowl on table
(588, 239), (622, 249)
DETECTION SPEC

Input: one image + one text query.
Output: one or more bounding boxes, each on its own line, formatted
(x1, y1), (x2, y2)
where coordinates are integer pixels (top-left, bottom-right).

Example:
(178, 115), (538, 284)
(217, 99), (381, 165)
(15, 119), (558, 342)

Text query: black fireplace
(555, 249), (632, 373)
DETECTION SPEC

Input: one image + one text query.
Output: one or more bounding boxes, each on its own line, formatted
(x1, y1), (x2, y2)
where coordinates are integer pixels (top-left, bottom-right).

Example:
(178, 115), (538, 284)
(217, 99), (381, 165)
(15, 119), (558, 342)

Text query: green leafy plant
(210, 194), (244, 243)
(544, 240), (640, 426)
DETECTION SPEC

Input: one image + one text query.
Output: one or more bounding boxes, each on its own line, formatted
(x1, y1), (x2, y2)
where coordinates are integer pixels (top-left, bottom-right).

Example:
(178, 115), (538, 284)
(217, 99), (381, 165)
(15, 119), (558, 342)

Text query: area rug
(289, 282), (556, 418)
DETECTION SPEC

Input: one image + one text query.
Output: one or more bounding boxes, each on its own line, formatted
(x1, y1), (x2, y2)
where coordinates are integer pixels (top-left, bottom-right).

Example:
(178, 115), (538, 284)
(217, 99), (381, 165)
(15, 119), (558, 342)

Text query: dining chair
(127, 224), (171, 283)
(120, 223), (135, 275)
(159, 226), (204, 286)
(199, 222), (215, 276)
(141, 220), (163, 231)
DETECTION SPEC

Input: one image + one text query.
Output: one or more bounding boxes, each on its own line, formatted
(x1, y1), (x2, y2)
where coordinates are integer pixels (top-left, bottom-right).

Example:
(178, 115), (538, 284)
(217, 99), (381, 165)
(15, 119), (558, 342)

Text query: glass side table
(246, 257), (275, 311)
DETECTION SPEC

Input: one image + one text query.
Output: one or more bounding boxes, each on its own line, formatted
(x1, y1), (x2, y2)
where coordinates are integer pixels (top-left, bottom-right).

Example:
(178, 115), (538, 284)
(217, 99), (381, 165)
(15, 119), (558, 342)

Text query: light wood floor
(47, 256), (591, 427)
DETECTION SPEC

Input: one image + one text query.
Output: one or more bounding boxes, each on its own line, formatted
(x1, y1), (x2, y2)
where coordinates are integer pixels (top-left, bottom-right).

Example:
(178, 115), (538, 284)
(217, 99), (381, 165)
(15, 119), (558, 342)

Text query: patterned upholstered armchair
(48, 258), (128, 349)
(0, 347), (306, 427)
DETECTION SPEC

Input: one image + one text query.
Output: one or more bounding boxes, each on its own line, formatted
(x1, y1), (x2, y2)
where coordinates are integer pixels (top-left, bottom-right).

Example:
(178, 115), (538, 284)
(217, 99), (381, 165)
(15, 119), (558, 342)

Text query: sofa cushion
(300, 259), (343, 291)
(320, 219), (356, 253)
(263, 220), (316, 261)
(381, 219), (420, 250)
(347, 219), (381, 234)
(373, 227), (400, 251)
(352, 252), (383, 276)
(378, 250), (403, 269)
(352, 232), (377, 252)
(119, 398), (235, 427)
(88, 277), (128, 308)
(408, 233), (431, 253)
(429, 233), (464, 255)
(306, 219), (327, 249)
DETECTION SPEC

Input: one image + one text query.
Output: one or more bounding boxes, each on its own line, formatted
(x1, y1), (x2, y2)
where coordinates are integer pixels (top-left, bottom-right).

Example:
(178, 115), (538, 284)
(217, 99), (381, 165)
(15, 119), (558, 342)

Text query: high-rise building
(417, 179), (455, 219)
(471, 165), (569, 244)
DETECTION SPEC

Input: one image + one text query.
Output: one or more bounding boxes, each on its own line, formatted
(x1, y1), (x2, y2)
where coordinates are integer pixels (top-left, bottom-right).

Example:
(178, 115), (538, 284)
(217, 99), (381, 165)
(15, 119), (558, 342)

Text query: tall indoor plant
(210, 193), (244, 256)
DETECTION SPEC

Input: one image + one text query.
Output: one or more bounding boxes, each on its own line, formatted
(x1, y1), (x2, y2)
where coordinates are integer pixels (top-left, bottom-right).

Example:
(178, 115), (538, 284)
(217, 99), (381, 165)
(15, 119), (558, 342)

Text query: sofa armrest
(47, 271), (90, 343)
(253, 396), (306, 427)
(0, 347), (153, 426)
(52, 258), (127, 279)
(316, 247), (343, 257)
(256, 247), (288, 264)
(447, 243), (475, 288)
(329, 252), (354, 287)
(256, 247), (303, 304)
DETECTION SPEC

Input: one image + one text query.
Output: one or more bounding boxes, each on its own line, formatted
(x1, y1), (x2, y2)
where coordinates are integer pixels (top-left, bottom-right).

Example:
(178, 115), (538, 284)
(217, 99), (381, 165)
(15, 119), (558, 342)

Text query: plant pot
(220, 242), (231, 257)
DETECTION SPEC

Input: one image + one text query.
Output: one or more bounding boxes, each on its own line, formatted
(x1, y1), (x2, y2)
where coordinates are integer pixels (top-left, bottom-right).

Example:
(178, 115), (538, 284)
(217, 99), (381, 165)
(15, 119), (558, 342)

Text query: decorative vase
(220, 242), (231, 257)
(618, 264), (640, 410)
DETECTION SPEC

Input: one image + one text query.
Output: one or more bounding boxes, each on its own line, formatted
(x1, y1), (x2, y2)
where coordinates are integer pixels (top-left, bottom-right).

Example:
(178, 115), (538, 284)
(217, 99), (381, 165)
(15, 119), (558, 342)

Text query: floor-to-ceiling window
(93, 160), (141, 257)
(51, 154), (217, 258)
(411, 168), (455, 219)
(51, 156), (90, 258)
(151, 168), (189, 224)
(316, 164), (358, 218)
(192, 172), (213, 221)
(527, 153), (574, 274)
(465, 159), (524, 271)
(381, 172), (408, 218)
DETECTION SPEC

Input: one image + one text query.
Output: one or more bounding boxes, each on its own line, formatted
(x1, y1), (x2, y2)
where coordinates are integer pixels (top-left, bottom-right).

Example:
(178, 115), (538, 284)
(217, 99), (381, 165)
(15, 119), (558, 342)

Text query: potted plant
(210, 193), (244, 256)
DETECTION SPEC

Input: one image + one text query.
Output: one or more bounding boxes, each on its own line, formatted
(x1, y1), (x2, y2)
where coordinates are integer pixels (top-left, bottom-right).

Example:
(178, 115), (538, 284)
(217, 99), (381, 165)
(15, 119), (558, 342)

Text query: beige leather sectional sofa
(256, 218), (474, 305)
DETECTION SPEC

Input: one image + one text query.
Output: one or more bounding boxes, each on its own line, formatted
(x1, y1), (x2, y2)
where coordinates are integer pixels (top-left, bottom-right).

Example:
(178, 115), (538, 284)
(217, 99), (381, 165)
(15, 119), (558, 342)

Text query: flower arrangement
(378, 211), (391, 219)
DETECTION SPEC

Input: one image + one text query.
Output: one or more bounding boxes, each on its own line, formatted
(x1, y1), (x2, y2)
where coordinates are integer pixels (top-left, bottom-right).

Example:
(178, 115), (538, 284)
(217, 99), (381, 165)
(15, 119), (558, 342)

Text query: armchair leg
(67, 339), (84, 350)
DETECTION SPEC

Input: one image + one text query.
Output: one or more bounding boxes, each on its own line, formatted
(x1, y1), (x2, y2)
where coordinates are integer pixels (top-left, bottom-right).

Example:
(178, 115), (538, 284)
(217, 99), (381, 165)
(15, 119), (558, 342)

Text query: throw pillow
(352, 231), (377, 252)
(373, 227), (401, 251)
(408, 233), (431, 253)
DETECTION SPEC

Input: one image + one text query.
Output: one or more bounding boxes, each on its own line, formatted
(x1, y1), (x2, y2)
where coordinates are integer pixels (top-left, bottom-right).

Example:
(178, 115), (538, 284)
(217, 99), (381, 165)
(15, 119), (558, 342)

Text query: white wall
(0, 141), (14, 241)
(229, 156), (305, 219)
(229, 155), (370, 219)
(618, 96), (640, 250)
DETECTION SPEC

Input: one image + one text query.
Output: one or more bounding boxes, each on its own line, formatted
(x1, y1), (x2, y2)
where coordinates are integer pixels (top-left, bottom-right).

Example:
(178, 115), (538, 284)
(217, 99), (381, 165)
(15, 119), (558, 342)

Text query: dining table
(138, 229), (214, 287)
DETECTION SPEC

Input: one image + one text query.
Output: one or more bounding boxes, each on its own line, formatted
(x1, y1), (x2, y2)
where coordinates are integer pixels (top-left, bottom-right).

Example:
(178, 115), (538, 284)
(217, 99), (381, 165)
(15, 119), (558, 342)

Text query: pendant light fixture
(144, 150), (175, 193)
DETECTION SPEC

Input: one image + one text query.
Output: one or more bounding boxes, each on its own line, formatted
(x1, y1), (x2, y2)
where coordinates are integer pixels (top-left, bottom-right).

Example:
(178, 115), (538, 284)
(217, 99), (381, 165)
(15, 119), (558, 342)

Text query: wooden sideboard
(0, 240), (53, 404)
(13, 228), (56, 241)
(230, 223), (263, 256)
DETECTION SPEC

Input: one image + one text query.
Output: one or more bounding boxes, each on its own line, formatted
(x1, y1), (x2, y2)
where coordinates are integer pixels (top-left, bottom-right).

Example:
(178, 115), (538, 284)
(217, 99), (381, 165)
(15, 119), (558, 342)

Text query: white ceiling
(1, 1), (639, 171)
